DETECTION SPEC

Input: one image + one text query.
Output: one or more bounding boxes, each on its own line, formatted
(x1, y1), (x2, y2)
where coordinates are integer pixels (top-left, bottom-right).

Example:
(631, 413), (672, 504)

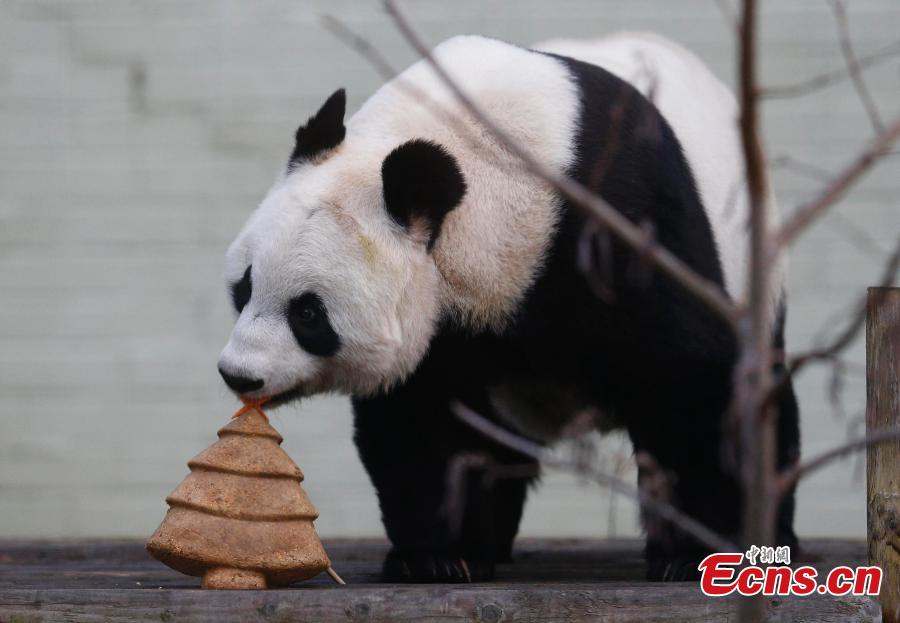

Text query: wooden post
(868, 287), (900, 623)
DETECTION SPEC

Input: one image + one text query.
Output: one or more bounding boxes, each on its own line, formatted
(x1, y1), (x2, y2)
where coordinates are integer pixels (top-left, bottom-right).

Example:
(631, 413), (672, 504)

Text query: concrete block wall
(0, 0), (898, 539)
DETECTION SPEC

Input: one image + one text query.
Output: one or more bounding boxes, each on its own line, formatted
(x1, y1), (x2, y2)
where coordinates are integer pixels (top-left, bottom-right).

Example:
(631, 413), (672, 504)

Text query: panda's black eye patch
(231, 266), (252, 313)
(287, 292), (340, 357)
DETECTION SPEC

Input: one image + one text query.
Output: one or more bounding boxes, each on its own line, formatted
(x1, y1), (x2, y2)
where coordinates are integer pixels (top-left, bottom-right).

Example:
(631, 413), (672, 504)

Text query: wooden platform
(0, 538), (881, 622)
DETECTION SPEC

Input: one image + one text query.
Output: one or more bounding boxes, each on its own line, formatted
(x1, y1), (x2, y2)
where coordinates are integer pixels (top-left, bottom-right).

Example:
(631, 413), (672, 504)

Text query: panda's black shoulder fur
(501, 51), (738, 412)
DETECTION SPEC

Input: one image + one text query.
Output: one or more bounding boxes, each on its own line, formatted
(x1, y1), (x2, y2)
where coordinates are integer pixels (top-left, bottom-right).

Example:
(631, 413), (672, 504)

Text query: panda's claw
(646, 555), (704, 582)
(382, 548), (494, 583)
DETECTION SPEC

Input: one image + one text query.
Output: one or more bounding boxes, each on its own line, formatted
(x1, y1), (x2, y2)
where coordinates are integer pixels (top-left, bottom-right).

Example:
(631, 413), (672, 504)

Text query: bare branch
(777, 424), (900, 496)
(320, 14), (399, 80)
(322, 13), (532, 175)
(827, 212), (890, 260)
(769, 155), (890, 259)
(737, 2), (776, 618)
(786, 236), (900, 375)
(452, 402), (738, 554)
(443, 452), (539, 540)
(759, 0), (894, 147)
(773, 116), (900, 249)
(379, 0), (740, 328)
(761, 39), (900, 99)
(828, 0), (885, 133)
(764, 237), (900, 419)
(768, 153), (832, 182)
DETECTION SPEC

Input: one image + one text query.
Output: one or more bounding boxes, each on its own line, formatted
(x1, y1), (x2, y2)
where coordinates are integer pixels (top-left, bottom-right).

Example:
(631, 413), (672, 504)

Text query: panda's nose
(218, 367), (264, 394)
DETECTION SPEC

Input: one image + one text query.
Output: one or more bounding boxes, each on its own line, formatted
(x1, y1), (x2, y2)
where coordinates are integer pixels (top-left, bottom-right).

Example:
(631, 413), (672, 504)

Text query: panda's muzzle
(218, 367), (264, 394)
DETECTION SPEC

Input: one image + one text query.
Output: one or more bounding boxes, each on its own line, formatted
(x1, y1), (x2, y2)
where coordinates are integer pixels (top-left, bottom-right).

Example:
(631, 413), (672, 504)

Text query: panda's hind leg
(772, 302), (801, 553)
(628, 331), (800, 581)
(628, 403), (743, 581)
(353, 384), (537, 583)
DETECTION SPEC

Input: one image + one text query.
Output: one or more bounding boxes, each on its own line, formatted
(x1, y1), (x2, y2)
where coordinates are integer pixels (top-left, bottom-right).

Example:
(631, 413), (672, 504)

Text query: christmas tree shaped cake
(146, 405), (336, 589)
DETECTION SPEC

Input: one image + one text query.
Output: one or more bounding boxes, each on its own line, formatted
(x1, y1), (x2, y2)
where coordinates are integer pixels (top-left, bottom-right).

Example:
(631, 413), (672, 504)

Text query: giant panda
(217, 33), (800, 582)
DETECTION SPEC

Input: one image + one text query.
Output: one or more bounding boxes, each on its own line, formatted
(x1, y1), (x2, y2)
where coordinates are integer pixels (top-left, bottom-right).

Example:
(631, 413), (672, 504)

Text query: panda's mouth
(256, 385), (308, 409)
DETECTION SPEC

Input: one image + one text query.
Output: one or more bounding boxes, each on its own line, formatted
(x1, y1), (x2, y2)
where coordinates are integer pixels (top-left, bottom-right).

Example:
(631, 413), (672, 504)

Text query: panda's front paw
(382, 548), (495, 583)
(646, 554), (705, 581)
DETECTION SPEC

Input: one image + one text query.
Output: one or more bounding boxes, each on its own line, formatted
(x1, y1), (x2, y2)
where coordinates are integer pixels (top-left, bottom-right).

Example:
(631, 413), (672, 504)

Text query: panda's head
(217, 89), (467, 404)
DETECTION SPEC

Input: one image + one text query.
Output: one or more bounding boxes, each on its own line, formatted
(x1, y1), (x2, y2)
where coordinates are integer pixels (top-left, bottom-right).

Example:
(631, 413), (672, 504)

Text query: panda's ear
(290, 88), (346, 164)
(381, 139), (467, 251)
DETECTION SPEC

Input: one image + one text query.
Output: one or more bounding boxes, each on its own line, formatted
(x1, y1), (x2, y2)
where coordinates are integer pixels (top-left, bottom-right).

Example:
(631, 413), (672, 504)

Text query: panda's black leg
(491, 474), (531, 563)
(353, 387), (536, 583)
(628, 409), (742, 582)
(773, 360), (800, 552)
(630, 371), (800, 581)
(772, 301), (801, 553)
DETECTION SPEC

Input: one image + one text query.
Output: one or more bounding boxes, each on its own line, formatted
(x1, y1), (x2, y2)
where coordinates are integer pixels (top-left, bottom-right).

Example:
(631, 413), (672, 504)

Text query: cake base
(201, 567), (267, 590)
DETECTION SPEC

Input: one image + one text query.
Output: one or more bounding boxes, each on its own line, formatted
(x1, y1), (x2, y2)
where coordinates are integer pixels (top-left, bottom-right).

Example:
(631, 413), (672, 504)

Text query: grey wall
(1, 0), (898, 540)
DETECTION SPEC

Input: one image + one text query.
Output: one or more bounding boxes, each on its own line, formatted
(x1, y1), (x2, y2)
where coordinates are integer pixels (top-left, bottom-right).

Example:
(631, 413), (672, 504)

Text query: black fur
(231, 266), (252, 313)
(290, 88), (346, 166)
(287, 292), (341, 357)
(382, 139), (467, 250)
(353, 328), (536, 582)
(771, 298), (800, 554)
(353, 49), (799, 583)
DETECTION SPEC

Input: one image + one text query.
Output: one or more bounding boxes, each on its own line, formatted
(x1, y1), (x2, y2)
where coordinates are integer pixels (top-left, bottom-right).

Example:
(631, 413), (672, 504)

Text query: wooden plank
(867, 287), (900, 623)
(0, 584), (882, 623)
(0, 539), (881, 622)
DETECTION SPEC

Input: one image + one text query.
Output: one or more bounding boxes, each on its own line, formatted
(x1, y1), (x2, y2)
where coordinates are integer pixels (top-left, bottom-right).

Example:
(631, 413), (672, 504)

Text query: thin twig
(786, 236), (900, 376)
(828, 0), (885, 134)
(766, 154), (891, 257)
(766, 156), (890, 257)
(777, 425), (900, 496)
(379, 0), (740, 328)
(451, 402), (737, 554)
(764, 236), (900, 432)
(442, 451), (539, 539)
(761, 39), (900, 99)
(320, 14), (399, 80)
(773, 116), (900, 249)
(322, 14), (530, 174)
(827, 212), (890, 260)
(768, 153), (832, 182)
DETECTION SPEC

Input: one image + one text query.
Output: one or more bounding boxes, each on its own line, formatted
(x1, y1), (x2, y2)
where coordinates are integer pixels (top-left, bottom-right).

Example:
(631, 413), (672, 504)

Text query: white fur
(220, 33), (779, 401)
